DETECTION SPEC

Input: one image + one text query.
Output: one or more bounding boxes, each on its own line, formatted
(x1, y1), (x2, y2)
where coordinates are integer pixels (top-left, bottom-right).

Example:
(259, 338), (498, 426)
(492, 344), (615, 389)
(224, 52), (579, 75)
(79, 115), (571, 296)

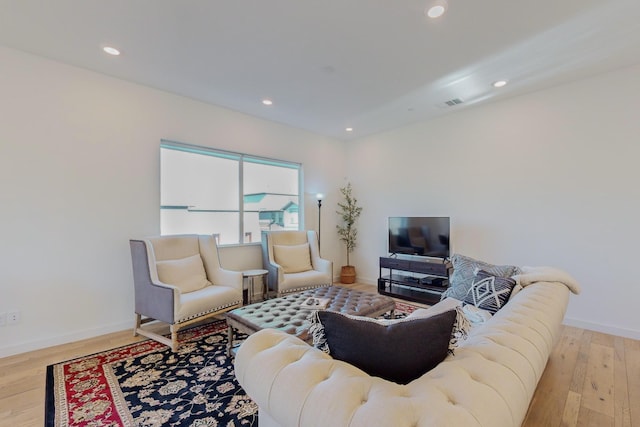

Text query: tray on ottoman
(226, 285), (396, 356)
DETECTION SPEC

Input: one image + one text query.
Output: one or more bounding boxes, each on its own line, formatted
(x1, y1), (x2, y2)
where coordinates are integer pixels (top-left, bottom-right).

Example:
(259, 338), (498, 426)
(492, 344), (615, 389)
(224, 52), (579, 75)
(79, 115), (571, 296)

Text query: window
(160, 140), (302, 244)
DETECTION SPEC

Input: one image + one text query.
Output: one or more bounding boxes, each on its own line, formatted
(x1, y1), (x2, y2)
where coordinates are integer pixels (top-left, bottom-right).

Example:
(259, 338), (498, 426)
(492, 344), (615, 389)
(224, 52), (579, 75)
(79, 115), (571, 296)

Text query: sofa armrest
(311, 257), (332, 278)
(152, 280), (180, 292)
(130, 239), (179, 323)
(265, 261), (284, 292)
(210, 267), (243, 292)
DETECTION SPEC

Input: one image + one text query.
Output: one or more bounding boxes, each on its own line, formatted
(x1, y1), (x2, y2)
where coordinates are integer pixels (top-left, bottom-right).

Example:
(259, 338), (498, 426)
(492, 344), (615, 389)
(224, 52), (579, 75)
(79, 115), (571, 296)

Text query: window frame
(160, 139), (304, 245)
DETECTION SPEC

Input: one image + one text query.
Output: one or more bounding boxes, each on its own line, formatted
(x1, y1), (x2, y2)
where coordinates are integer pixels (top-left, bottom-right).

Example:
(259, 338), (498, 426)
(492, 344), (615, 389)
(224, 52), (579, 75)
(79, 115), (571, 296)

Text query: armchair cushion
(177, 285), (243, 323)
(156, 253), (211, 293)
(278, 270), (332, 294)
(273, 243), (313, 273)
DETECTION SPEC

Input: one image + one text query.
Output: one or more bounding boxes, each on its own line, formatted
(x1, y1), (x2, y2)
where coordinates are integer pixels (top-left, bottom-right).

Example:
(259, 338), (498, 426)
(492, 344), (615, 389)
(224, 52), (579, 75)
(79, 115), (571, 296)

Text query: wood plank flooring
(0, 283), (638, 427)
(521, 327), (639, 427)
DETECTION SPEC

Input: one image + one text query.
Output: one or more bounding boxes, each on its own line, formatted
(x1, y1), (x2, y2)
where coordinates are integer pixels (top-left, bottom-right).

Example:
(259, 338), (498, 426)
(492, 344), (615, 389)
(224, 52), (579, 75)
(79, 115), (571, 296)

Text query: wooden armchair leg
(227, 325), (234, 357)
(134, 313), (142, 336)
(170, 325), (179, 352)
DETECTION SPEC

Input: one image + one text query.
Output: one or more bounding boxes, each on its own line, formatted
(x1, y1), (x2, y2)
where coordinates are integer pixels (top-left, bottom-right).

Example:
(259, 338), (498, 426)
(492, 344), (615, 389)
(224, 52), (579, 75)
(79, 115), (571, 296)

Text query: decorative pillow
(463, 269), (516, 314)
(273, 243), (313, 273)
(309, 310), (456, 384)
(448, 306), (471, 352)
(462, 304), (493, 324)
(156, 254), (211, 293)
(441, 254), (520, 300)
(405, 298), (471, 354)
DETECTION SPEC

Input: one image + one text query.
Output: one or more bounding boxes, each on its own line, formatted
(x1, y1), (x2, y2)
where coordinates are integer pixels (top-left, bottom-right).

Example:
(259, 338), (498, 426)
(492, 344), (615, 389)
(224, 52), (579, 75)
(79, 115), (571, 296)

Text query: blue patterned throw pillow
(463, 269), (516, 314)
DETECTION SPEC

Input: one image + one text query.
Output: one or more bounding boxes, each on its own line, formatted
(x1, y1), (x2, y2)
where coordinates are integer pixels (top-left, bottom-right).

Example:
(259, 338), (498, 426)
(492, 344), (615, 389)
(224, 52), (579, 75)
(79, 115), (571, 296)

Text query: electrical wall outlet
(7, 311), (20, 325)
(0, 312), (6, 326)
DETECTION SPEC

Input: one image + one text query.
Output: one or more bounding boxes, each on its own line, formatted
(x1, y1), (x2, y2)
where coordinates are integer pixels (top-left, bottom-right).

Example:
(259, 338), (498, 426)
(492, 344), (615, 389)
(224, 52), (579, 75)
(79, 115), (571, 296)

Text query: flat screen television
(388, 216), (450, 258)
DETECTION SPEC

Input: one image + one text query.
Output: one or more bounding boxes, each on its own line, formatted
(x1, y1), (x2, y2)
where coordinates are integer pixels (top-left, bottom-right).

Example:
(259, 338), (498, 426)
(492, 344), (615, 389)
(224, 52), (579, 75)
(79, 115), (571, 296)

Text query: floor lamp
(316, 193), (324, 252)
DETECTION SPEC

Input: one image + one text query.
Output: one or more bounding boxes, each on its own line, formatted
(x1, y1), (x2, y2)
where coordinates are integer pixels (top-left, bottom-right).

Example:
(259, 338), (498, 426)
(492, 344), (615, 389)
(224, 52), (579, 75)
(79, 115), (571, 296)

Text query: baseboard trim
(563, 317), (640, 341)
(0, 319), (132, 358)
(354, 276), (376, 286)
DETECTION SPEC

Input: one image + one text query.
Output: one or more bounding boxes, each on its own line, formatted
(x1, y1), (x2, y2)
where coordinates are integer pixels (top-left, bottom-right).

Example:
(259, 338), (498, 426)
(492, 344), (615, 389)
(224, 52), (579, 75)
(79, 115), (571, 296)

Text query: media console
(377, 256), (452, 305)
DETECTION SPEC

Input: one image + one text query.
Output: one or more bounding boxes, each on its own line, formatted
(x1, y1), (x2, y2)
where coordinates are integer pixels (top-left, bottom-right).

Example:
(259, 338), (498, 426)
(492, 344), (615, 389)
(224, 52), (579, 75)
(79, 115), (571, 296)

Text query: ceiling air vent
(437, 98), (465, 108)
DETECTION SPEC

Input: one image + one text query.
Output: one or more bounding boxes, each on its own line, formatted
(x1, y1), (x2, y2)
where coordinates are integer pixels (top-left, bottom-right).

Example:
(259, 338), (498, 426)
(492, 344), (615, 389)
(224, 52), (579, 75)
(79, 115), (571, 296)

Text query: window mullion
(239, 156), (244, 243)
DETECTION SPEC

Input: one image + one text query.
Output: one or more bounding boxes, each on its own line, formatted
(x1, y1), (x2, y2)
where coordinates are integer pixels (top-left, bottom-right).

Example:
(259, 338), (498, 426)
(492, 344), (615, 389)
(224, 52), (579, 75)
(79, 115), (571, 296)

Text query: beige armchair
(129, 234), (243, 351)
(261, 230), (333, 297)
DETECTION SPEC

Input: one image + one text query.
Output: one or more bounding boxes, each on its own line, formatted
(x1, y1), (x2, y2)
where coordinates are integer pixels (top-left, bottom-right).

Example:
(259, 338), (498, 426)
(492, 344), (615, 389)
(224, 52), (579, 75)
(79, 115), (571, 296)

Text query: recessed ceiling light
(345, 127), (353, 132)
(493, 80), (508, 88)
(425, 0), (447, 18)
(103, 46), (120, 56)
(262, 99), (273, 106)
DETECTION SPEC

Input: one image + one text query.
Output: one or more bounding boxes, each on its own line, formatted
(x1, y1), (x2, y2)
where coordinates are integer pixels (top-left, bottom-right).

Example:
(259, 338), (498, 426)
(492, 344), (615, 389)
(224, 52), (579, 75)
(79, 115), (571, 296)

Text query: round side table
(242, 269), (268, 304)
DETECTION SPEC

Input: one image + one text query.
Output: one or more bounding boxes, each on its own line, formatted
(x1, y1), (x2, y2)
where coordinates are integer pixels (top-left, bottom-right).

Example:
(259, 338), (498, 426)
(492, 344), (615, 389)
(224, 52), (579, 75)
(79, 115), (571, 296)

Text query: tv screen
(388, 217), (450, 258)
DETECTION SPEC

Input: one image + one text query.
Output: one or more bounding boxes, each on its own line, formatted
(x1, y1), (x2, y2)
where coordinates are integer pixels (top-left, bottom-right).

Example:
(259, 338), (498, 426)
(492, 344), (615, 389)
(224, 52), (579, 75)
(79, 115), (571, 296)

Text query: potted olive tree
(336, 183), (363, 284)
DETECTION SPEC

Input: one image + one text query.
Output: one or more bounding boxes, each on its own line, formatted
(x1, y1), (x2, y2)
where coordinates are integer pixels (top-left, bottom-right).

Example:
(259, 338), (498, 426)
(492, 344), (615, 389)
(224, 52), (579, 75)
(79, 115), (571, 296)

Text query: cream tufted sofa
(234, 267), (580, 427)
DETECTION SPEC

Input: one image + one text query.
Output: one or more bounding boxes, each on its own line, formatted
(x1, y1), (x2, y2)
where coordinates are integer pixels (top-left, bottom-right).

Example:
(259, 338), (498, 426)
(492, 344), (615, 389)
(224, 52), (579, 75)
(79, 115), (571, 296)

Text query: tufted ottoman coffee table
(226, 285), (396, 356)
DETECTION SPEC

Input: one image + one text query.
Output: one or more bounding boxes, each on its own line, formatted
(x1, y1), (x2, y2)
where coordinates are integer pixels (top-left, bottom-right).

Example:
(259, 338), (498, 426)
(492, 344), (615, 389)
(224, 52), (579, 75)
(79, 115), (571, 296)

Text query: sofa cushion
(156, 254), (211, 293)
(273, 243), (313, 273)
(310, 309), (456, 384)
(442, 253), (520, 300)
(463, 269), (516, 314)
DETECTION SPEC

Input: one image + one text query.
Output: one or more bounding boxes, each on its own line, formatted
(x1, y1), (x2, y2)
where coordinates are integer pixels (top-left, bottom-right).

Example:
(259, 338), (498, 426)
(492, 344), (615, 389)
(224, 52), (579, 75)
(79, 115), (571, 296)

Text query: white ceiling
(1, 0), (640, 141)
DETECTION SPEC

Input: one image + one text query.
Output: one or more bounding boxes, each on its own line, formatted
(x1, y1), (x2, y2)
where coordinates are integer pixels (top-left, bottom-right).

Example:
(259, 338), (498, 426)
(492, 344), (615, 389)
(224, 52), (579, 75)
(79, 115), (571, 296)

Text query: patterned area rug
(385, 301), (419, 318)
(46, 302), (418, 427)
(46, 321), (254, 427)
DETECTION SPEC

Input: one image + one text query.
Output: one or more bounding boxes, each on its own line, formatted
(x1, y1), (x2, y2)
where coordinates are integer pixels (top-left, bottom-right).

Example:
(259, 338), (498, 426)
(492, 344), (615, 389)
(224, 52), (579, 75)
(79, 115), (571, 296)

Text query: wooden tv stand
(377, 256), (452, 305)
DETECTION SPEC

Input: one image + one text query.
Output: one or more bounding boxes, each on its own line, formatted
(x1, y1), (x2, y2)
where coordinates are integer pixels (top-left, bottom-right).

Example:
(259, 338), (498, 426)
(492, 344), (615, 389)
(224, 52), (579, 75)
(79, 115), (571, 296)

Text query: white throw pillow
(406, 297), (462, 321)
(461, 304), (493, 324)
(405, 297), (471, 354)
(156, 254), (211, 293)
(273, 243), (313, 273)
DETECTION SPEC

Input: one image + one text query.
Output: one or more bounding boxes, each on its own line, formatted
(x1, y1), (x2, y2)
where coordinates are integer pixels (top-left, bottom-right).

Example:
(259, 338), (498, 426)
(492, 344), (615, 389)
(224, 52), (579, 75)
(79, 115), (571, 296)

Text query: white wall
(0, 46), (346, 357)
(2, 45), (638, 357)
(346, 64), (640, 340)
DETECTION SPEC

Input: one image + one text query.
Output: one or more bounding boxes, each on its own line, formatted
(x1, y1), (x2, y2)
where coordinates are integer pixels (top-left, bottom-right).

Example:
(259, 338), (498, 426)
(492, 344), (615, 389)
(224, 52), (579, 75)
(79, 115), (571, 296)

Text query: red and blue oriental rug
(45, 320), (255, 427)
(45, 301), (418, 426)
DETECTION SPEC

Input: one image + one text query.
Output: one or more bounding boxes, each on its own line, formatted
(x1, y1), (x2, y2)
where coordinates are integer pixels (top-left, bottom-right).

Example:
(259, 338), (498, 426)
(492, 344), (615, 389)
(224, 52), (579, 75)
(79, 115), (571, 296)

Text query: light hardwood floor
(1, 283), (638, 427)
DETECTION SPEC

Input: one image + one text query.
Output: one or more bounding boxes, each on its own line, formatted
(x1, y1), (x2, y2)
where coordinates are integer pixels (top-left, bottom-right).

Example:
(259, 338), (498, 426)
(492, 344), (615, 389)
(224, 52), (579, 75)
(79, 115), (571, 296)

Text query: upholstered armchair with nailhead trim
(261, 230), (333, 298)
(130, 234), (243, 351)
